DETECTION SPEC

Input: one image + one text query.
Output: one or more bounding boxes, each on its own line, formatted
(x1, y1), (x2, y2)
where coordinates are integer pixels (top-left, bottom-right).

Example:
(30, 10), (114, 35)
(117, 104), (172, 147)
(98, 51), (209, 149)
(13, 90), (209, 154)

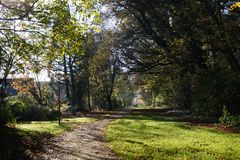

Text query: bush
(21, 105), (47, 121)
(112, 98), (125, 109)
(160, 74), (195, 111)
(21, 105), (59, 121)
(3, 95), (59, 121)
(48, 110), (60, 120)
(219, 106), (240, 127)
(0, 104), (15, 126)
(5, 96), (28, 118)
(192, 72), (224, 117)
(192, 70), (240, 117)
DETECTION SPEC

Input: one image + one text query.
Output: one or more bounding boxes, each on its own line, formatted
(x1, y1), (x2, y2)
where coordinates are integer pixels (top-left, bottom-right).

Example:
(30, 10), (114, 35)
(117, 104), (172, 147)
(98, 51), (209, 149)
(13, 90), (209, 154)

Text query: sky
(1, 70), (51, 82)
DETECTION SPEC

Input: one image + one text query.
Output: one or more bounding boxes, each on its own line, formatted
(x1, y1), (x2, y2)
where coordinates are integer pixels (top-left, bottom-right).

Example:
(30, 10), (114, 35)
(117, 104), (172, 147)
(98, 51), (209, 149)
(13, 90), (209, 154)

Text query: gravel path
(36, 115), (122, 160)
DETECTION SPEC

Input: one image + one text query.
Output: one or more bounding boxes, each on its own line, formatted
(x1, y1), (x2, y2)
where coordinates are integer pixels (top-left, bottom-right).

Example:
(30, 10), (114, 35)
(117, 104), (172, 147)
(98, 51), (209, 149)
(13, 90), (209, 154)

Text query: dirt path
(35, 114), (123, 160)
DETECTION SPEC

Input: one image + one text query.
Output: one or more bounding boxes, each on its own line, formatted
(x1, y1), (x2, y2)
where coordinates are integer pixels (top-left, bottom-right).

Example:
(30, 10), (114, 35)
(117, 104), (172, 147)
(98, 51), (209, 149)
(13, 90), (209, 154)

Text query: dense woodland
(0, 0), (240, 131)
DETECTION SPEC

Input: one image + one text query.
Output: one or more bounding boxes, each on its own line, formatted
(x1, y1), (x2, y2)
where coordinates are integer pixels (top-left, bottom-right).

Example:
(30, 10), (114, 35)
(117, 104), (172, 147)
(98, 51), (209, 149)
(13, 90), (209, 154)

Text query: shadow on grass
(113, 115), (235, 136)
(107, 116), (239, 160)
(0, 126), (53, 160)
(123, 115), (179, 123)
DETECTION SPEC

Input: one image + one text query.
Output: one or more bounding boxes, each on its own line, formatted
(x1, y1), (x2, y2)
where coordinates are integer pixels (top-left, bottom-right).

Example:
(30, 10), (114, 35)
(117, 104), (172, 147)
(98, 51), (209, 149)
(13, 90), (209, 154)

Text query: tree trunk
(69, 58), (76, 115)
(58, 81), (61, 125)
(87, 75), (91, 111)
(107, 95), (113, 111)
(63, 54), (71, 102)
(152, 91), (156, 107)
(85, 48), (92, 111)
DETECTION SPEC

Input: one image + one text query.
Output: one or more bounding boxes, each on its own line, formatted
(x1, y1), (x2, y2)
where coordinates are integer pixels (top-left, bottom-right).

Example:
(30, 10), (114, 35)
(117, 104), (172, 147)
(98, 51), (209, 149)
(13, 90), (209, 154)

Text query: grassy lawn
(16, 117), (95, 135)
(106, 116), (240, 160)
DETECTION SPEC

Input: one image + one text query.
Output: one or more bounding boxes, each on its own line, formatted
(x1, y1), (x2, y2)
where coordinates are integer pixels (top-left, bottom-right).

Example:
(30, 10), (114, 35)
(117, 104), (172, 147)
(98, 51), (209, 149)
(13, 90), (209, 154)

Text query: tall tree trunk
(69, 57), (76, 115)
(63, 54), (71, 102)
(57, 81), (61, 125)
(152, 91), (156, 107)
(85, 48), (92, 111)
(87, 75), (91, 111)
(107, 94), (113, 111)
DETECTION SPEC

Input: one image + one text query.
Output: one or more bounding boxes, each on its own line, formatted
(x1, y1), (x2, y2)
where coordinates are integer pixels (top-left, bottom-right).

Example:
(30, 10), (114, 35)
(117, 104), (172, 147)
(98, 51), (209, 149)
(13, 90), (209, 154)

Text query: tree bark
(69, 57), (76, 115)
(63, 54), (71, 102)
(107, 95), (113, 111)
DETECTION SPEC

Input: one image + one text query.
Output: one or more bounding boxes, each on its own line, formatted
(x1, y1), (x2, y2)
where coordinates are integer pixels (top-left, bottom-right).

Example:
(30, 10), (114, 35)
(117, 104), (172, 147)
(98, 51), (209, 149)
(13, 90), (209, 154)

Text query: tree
(12, 75), (53, 107)
(0, 31), (34, 102)
(89, 31), (121, 110)
(0, 0), (101, 118)
(105, 0), (240, 116)
(114, 74), (134, 107)
(45, 0), (101, 114)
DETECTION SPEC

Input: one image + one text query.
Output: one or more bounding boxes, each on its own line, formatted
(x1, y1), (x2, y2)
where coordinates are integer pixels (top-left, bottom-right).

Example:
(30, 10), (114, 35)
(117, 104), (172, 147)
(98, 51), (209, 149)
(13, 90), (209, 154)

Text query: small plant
(219, 106), (240, 127)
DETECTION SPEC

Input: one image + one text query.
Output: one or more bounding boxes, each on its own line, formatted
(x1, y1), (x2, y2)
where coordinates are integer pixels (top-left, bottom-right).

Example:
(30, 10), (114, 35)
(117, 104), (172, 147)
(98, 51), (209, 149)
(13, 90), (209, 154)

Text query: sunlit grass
(17, 117), (95, 136)
(106, 116), (240, 160)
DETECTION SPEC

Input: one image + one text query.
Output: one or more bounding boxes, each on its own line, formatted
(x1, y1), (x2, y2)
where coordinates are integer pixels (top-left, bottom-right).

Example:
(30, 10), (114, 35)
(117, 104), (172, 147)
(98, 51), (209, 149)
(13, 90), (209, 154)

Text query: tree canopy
(0, 0), (239, 125)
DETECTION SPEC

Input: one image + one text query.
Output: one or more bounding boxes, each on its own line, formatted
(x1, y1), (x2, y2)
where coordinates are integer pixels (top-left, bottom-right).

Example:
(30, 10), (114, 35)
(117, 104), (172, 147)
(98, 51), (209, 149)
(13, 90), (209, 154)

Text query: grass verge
(106, 115), (240, 160)
(0, 117), (95, 160)
(16, 117), (95, 135)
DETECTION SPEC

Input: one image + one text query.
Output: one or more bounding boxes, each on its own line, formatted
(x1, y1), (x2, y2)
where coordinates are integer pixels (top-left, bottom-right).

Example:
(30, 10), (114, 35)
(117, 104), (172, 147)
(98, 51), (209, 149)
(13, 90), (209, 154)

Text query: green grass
(16, 117), (95, 135)
(128, 106), (162, 109)
(106, 116), (240, 160)
(0, 117), (95, 159)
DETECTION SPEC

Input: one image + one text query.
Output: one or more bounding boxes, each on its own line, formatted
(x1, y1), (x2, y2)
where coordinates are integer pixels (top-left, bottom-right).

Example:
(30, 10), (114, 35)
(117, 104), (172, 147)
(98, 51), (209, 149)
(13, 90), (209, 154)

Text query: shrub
(47, 109), (60, 120)
(219, 106), (240, 127)
(22, 105), (47, 121)
(5, 96), (28, 118)
(3, 95), (59, 121)
(0, 104), (15, 126)
(21, 105), (59, 121)
(192, 70), (240, 117)
(160, 74), (195, 112)
(112, 98), (124, 109)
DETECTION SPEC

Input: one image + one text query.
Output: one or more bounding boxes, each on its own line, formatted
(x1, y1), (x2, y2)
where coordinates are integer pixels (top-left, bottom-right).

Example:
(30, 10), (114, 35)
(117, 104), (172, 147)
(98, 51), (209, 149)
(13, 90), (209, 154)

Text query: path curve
(35, 114), (122, 160)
